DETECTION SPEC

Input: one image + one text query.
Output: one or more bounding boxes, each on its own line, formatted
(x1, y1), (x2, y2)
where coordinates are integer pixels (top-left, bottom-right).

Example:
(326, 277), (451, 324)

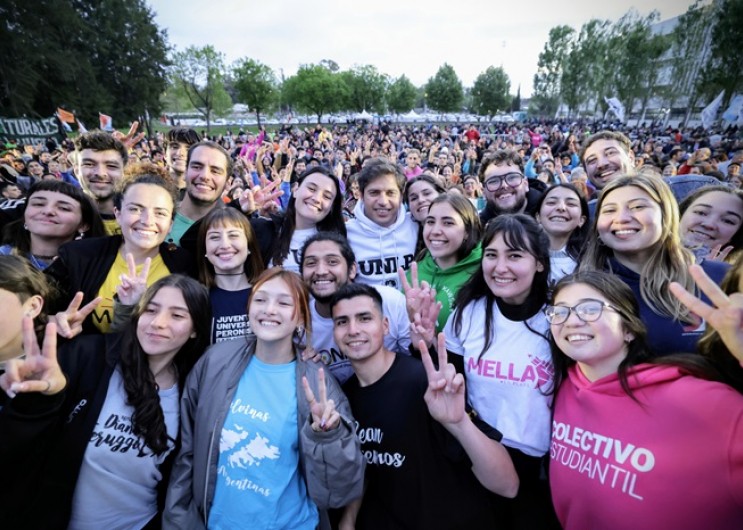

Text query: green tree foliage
(341, 65), (389, 113)
(470, 66), (511, 116)
(283, 64), (348, 122)
(0, 0), (168, 125)
(562, 19), (612, 116)
(699, 0), (743, 106)
(511, 85), (522, 112)
(386, 76), (418, 114)
(425, 64), (464, 113)
(670, 1), (713, 117)
(532, 25), (575, 117)
(232, 58), (278, 127)
(170, 45), (232, 133)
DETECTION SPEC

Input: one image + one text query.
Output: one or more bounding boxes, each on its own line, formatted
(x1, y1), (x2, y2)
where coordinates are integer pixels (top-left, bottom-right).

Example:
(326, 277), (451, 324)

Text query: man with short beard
(579, 131), (635, 197)
(73, 131), (129, 235)
(299, 231), (410, 384)
(478, 149), (542, 226)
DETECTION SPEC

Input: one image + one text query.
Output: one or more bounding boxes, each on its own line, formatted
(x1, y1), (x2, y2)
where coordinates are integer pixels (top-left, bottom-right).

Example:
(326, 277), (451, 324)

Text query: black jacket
(0, 334), (175, 529)
(45, 235), (195, 334)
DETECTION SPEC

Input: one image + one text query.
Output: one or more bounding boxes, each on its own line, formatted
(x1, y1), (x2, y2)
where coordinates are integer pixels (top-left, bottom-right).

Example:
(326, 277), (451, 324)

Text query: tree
(341, 65), (389, 113)
(283, 64), (348, 122)
(386, 75), (417, 114)
(0, 0), (168, 125)
(470, 66), (511, 116)
(170, 45), (232, 133)
(567, 19), (612, 116)
(511, 85), (522, 112)
(532, 25), (575, 117)
(425, 64), (464, 113)
(232, 58), (278, 127)
(699, 0), (743, 107)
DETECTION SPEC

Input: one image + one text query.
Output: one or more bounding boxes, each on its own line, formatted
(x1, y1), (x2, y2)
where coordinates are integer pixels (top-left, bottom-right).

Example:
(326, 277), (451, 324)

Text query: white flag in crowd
(604, 97), (625, 122)
(701, 91), (725, 130)
(722, 94), (743, 126)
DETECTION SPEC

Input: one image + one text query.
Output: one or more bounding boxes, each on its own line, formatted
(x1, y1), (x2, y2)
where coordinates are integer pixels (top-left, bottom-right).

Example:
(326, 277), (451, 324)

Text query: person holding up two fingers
(163, 268), (364, 530)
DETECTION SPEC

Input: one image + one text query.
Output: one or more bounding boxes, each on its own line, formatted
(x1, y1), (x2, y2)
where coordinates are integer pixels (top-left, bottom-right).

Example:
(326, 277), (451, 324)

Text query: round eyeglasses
(544, 299), (620, 325)
(483, 172), (524, 192)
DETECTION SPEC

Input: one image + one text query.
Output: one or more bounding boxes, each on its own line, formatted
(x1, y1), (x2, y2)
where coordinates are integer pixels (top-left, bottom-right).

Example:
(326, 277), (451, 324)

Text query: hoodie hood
(567, 362), (686, 397)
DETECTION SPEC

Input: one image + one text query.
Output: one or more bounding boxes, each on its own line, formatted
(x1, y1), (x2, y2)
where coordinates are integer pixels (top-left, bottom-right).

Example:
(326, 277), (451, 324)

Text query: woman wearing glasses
(545, 270), (743, 530)
(478, 150), (543, 227)
(580, 173), (728, 356)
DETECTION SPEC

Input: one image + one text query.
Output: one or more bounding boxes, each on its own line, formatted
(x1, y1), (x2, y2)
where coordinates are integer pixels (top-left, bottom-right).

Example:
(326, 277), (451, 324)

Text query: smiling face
(596, 186), (663, 264)
(185, 145), (229, 207)
(166, 141), (189, 176)
(301, 240), (356, 303)
(551, 282), (631, 382)
(482, 162), (528, 215)
(115, 183), (174, 254)
(680, 191), (743, 250)
(24, 190), (86, 241)
(407, 180), (440, 222)
(482, 232), (543, 305)
(424, 202), (466, 269)
(136, 286), (196, 364)
(362, 173), (401, 227)
(332, 295), (388, 365)
(77, 148), (125, 202)
(248, 277), (301, 345)
(537, 187), (585, 240)
(205, 222), (249, 275)
(293, 173), (337, 229)
(583, 139), (634, 190)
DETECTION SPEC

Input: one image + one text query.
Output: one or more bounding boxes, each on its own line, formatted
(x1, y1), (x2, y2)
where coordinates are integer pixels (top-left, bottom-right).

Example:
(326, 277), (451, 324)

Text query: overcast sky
(147, 0), (697, 98)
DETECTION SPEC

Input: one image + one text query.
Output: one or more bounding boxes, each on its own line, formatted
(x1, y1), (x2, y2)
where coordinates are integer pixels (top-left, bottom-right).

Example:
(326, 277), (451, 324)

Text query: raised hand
(669, 264), (743, 364)
(705, 244), (734, 263)
(112, 121), (146, 149)
(419, 333), (465, 426)
(55, 291), (102, 339)
(399, 263), (425, 321)
(238, 177), (283, 215)
(302, 368), (340, 432)
(116, 253), (151, 306)
(0, 318), (66, 398)
(409, 286), (441, 349)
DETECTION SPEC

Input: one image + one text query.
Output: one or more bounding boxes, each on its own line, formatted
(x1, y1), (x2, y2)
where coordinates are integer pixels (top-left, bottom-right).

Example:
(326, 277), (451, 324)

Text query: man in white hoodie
(346, 158), (418, 288)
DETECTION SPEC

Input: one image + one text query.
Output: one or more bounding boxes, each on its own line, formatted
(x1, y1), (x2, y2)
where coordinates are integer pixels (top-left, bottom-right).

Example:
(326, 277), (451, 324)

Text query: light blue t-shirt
(208, 356), (318, 530)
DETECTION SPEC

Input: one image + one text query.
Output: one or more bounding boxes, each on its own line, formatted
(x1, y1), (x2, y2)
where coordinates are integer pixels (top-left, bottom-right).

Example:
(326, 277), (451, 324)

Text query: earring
(23, 223), (29, 231)
(75, 230), (86, 240)
(293, 325), (307, 348)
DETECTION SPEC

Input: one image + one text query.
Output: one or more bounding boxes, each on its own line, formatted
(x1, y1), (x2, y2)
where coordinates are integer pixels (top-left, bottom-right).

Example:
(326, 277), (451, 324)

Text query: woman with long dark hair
(0, 275), (211, 529)
(252, 166), (346, 273)
(0, 180), (105, 270)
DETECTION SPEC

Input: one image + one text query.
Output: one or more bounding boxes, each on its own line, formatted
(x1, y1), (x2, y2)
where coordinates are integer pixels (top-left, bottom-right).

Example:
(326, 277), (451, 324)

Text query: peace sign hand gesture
(419, 333), (465, 427)
(112, 121), (146, 150)
(0, 318), (66, 398)
(302, 368), (340, 432)
(116, 253), (151, 306)
(55, 291), (102, 339)
(238, 177), (283, 216)
(669, 264), (743, 365)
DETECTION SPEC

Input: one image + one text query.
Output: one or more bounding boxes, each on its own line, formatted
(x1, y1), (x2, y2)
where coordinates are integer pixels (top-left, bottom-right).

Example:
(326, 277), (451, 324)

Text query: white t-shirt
(69, 368), (179, 530)
(311, 284), (411, 383)
(444, 298), (554, 457)
(549, 247), (577, 286)
(270, 227), (317, 273)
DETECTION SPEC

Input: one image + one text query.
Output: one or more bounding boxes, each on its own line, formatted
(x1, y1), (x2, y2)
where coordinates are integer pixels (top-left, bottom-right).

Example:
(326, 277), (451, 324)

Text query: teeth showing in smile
(613, 229), (638, 236)
(549, 216), (570, 222)
(689, 229), (712, 240)
(259, 320), (280, 327)
(566, 334), (592, 342)
(347, 340), (366, 347)
(493, 278), (514, 284)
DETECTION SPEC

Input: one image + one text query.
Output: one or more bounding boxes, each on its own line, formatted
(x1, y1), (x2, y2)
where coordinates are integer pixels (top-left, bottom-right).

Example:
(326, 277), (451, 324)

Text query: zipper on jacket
(203, 421), (219, 525)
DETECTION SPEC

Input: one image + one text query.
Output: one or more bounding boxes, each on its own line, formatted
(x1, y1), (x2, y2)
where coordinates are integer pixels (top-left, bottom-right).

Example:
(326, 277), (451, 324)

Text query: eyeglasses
(483, 172), (524, 192)
(543, 299), (620, 325)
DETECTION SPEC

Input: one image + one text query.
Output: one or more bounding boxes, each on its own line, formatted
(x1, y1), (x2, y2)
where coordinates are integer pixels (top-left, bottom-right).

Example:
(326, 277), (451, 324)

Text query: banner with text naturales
(0, 116), (65, 145)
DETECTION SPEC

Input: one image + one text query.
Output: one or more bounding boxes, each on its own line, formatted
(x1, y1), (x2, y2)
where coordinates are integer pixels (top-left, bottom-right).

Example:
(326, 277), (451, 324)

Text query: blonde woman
(580, 173), (729, 356)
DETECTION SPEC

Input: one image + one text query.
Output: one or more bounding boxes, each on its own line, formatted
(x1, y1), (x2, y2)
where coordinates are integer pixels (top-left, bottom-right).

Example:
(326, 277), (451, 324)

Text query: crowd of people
(0, 117), (742, 530)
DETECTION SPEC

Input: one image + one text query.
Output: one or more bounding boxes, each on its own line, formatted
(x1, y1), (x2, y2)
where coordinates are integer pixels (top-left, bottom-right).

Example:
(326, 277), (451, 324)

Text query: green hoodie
(408, 244), (483, 332)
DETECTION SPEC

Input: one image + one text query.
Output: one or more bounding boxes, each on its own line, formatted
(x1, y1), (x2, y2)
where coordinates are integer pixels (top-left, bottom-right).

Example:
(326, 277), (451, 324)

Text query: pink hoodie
(550, 363), (743, 530)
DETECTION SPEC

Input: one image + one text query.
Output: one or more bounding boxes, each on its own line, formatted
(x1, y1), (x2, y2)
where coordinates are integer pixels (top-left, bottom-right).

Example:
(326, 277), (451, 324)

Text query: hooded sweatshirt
(346, 201), (418, 289)
(410, 244), (482, 332)
(550, 363), (743, 530)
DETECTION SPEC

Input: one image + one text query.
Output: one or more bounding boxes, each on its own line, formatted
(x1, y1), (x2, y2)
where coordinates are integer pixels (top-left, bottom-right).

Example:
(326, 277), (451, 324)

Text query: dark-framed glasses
(483, 172), (524, 192)
(544, 299), (619, 325)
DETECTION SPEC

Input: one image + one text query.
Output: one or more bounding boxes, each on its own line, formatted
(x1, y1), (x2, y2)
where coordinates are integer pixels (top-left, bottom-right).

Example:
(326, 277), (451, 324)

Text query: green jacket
(410, 244), (482, 332)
